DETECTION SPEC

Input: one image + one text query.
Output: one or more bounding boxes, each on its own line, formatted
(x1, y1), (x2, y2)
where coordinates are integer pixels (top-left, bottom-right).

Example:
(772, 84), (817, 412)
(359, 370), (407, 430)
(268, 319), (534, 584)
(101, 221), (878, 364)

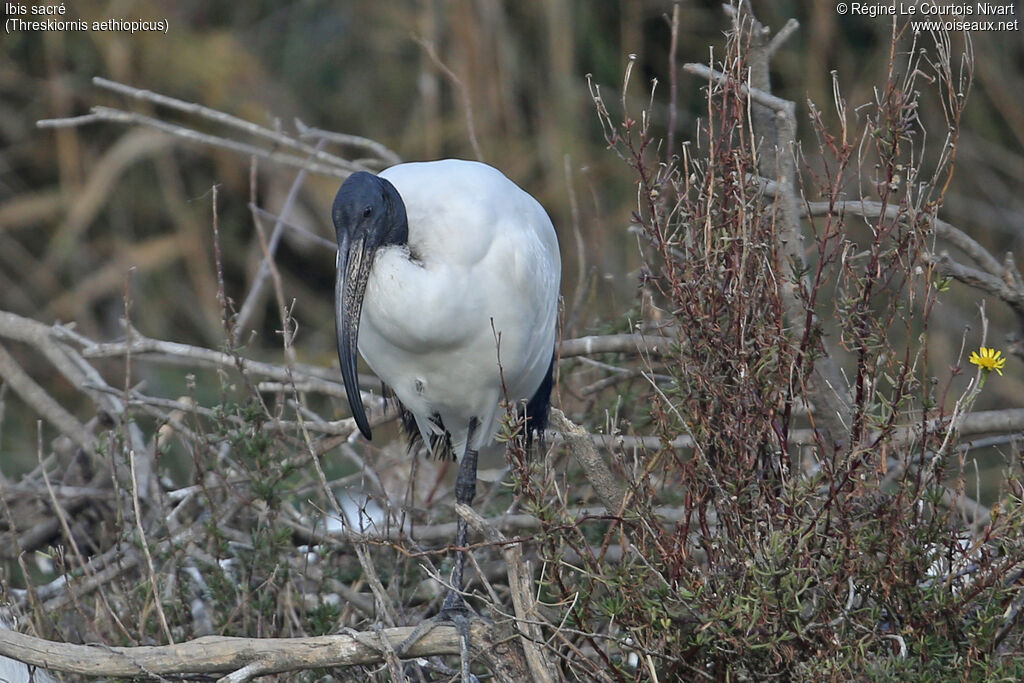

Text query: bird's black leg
(398, 419), (480, 678)
(443, 425), (479, 612)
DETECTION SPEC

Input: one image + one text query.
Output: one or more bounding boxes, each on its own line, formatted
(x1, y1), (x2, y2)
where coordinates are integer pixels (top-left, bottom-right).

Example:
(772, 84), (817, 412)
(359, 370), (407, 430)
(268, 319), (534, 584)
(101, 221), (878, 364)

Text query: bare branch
(803, 198), (1024, 355)
(36, 77), (375, 178)
(0, 344), (96, 456)
(803, 200), (1005, 276)
(247, 204), (336, 251)
(295, 118), (402, 167)
(558, 333), (673, 358)
(682, 62), (795, 114)
(550, 409), (624, 516)
(0, 620), (521, 680)
(767, 19), (801, 57)
(39, 106), (358, 179)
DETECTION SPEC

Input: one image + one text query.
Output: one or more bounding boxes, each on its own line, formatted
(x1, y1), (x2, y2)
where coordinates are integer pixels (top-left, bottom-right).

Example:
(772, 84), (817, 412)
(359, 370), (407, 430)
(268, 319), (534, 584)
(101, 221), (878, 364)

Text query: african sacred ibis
(332, 158), (561, 611)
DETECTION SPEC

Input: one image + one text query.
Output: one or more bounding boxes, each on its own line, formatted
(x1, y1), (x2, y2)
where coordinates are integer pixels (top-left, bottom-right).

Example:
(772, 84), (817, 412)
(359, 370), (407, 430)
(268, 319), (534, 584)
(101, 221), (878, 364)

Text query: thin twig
(0, 344), (96, 456)
(295, 118), (402, 166)
(89, 77), (363, 173)
(129, 449), (174, 644)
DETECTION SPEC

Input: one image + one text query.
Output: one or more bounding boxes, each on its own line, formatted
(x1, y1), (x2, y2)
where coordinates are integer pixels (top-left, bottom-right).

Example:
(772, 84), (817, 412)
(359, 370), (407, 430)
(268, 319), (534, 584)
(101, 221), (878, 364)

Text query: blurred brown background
(1, 1), (1022, 472)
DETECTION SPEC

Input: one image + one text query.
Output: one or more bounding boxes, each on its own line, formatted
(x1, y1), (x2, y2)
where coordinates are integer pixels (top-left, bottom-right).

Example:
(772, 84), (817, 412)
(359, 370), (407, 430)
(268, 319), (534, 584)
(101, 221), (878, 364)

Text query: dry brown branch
(39, 107), (357, 179)
(0, 312), (127, 418)
(91, 77), (349, 166)
(65, 323), (341, 387)
(558, 332), (673, 358)
(129, 449), (174, 644)
(550, 409), (624, 516)
(31, 526), (206, 613)
(285, 504), (688, 547)
(63, 313), (673, 379)
(0, 620), (526, 681)
(682, 62), (794, 114)
(0, 311), (373, 446)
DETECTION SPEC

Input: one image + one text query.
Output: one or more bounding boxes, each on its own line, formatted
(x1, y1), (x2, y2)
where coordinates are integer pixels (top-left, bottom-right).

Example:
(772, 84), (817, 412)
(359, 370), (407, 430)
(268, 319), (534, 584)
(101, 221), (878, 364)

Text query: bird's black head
(332, 172), (408, 440)
(332, 172), (408, 250)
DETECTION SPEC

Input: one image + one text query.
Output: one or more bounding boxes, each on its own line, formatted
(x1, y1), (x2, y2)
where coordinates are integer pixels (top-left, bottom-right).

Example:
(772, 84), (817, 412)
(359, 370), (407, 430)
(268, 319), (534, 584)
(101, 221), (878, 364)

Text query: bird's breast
(361, 246), (482, 352)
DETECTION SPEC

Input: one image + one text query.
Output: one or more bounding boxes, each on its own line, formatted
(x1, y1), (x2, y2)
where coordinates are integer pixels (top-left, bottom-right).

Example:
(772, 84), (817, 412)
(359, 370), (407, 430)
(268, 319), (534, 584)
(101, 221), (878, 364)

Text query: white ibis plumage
(332, 159), (560, 613)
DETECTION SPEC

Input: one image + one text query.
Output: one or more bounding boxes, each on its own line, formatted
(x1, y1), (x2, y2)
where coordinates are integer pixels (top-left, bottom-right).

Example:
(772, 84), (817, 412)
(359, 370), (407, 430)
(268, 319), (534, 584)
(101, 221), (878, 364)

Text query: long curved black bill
(335, 234), (374, 439)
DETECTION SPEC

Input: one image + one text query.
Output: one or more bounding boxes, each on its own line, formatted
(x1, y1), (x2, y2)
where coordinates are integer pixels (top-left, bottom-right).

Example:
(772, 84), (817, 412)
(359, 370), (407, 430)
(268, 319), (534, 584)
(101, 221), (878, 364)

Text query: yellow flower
(969, 347), (1006, 376)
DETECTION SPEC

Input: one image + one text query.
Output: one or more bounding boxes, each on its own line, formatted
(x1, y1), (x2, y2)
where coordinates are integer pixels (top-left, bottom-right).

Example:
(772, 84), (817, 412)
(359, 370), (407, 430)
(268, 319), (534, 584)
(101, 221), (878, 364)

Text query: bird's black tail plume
(397, 404), (455, 460)
(397, 351), (554, 460)
(523, 350), (555, 455)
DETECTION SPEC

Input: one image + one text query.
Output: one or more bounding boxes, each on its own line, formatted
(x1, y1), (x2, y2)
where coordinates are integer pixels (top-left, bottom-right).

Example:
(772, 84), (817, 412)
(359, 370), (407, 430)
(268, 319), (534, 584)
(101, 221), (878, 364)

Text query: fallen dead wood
(0, 619), (527, 682)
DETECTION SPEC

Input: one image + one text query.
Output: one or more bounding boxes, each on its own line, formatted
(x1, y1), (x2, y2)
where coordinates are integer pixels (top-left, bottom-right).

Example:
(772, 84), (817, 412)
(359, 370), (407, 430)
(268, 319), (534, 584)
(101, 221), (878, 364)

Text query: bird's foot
(439, 588), (474, 618)
(397, 590), (477, 682)
(397, 590), (476, 655)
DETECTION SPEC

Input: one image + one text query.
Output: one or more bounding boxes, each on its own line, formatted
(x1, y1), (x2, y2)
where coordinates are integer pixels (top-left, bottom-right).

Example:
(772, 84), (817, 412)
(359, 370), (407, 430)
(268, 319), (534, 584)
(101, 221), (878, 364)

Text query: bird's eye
(362, 206), (373, 218)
